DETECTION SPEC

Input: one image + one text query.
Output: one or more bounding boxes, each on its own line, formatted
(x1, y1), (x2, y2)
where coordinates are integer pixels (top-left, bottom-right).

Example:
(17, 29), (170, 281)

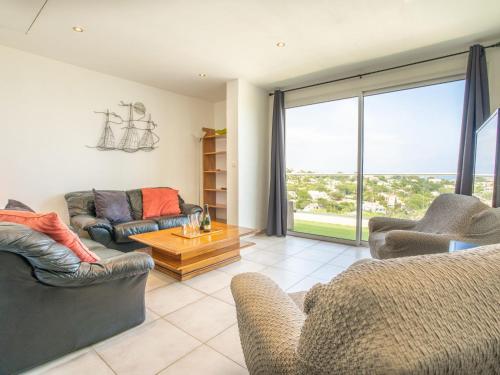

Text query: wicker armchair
(231, 246), (500, 374)
(368, 193), (500, 259)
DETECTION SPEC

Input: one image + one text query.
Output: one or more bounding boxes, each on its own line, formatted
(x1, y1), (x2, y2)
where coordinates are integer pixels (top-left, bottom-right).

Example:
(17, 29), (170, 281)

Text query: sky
(286, 80), (466, 174)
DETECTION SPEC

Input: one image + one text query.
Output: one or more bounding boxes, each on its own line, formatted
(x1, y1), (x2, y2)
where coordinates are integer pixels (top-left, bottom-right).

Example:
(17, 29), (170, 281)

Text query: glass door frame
(287, 74), (465, 247)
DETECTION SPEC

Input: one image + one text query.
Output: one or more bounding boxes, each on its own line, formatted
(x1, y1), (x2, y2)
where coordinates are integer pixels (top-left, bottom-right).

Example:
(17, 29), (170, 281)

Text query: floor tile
(257, 267), (306, 290)
(145, 270), (175, 292)
(309, 264), (346, 282)
(243, 249), (287, 266)
(308, 241), (350, 253)
(240, 246), (259, 256)
(182, 270), (233, 294)
(144, 308), (161, 324)
(35, 350), (113, 375)
(294, 246), (345, 262)
(211, 286), (235, 305)
(159, 345), (247, 375)
(207, 324), (246, 368)
(283, 236), (319, 247)
(165, 296), (236, 342)
(94, 320), (200, 375)
(218, 259), (266, 275)
(22, 348), (93, 375)
(273, 256), (324, 276)
(286, 276), (324, 293)
(329, 249), (371, 267)
(146, 283), (204, 316)
(263, 243), (305, 256)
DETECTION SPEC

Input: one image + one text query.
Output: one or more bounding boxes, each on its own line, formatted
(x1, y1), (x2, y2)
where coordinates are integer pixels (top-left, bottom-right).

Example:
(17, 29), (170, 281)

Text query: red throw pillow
(0, 210), (100, 263)
(142, 187), (181, 219)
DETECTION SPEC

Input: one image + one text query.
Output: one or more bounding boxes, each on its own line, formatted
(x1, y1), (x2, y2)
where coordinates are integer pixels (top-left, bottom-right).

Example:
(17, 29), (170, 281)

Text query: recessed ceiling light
(198, 73), (207, 77)
(276, 42), (286, 47)
(72, 26), (84, 33)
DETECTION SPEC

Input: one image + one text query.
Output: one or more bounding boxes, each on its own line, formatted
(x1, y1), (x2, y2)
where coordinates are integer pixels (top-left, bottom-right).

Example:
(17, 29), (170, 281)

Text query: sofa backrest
(415, 193), (488, 234)
(0, 222), (81, 273)
(298, 246), (500, 374)
(65, 188), (185, 220)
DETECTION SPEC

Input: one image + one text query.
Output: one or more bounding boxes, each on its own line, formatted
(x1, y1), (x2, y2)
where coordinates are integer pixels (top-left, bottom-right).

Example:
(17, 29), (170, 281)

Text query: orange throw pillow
(142, 187), (181, 219)
(0, 210), (100, 263)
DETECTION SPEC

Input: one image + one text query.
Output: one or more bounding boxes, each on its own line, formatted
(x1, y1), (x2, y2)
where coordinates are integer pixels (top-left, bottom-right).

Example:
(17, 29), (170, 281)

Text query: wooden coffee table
(130, 222), (257, 280)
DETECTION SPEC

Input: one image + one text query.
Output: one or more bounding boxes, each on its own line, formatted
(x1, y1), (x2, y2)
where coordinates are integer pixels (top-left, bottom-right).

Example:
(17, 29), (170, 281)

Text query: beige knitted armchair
(231, 246), (500, 374)
(368, 193), (500, 259)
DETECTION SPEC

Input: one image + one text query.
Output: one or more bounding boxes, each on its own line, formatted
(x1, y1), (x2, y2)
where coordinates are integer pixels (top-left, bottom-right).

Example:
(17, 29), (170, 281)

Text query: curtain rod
(268, 41), (500, 96)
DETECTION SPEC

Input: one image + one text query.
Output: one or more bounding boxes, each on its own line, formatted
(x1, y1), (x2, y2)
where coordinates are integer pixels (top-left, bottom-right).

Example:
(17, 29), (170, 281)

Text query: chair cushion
(368, 231), (386, 258)
(142, 188), (181, 219)
(114, 220), (159, 243)
(151, 215), (188, 230)
(0, 222), (81, 272)
(0, 210), (99, 262)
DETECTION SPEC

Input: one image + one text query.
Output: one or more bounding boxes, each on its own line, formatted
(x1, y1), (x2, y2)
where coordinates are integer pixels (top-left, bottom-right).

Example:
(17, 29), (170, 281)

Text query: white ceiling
(1, 0), (500, 102)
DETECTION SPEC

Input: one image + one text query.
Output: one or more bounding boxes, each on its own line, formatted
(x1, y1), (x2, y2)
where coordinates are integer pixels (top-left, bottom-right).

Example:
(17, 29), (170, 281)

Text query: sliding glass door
(286, 78), (465, 244)
(362, 80), (465, 240)
(286, 97), (359, 241)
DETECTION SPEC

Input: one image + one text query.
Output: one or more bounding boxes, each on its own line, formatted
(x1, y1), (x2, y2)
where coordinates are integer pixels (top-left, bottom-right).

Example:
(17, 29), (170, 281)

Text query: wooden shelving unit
(202, 127), (227, 223)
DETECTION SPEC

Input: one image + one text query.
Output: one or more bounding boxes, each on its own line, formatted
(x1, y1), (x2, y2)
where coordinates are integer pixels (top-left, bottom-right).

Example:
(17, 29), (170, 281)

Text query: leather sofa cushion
(0, 222), (81, 272)
(142, 188), (181, 219)
(81, 238), (125, 260)
(94, 189), (133, 224)
(0, 210), (100, 263)
(4, 199), (35, 212)
(151, 215), (188, 230)
(114, 220), (159, 243)
(65, 191), (96, 217)
(126, 189), (143, 221)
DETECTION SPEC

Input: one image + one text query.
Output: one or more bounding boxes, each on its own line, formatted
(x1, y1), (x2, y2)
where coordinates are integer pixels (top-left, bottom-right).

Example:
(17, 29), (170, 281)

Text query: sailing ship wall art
(89, 101), (160, 152)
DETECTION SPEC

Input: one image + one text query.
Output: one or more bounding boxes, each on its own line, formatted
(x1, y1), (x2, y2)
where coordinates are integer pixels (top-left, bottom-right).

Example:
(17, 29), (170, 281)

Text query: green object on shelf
(215, 128), (227, 135)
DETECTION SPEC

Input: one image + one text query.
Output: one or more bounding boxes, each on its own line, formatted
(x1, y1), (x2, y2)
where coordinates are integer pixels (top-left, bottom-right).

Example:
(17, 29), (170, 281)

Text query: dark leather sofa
(0, 222), (154, 374)
(65, 189), (202, 252)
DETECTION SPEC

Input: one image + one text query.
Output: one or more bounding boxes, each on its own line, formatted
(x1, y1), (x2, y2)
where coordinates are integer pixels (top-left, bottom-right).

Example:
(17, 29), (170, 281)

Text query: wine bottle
(202, 204), (211, 232)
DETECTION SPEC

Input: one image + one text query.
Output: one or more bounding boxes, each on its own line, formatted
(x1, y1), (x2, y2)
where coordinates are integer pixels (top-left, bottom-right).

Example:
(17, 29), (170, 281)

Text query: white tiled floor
(24, 234), (370, 375)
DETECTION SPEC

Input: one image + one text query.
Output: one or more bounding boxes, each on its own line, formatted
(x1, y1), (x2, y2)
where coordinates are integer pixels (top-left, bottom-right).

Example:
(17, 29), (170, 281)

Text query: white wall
(225, 79), (269, 229)
(284, 44), (500, 114)
(487, 47), (500, 111)
(0, 45), (213, 222)
(225, 81), (239, 225)
(284, 53), (468, 108)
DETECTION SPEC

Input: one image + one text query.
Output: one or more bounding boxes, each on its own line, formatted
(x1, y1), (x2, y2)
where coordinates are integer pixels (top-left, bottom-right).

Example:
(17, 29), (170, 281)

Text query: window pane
(286, 97), (358, 240)
(362, 80), (465, 240)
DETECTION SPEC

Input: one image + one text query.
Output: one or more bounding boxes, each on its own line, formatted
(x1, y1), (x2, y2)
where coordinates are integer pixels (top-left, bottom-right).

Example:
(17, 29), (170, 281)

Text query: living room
(1, 1), (499, 374)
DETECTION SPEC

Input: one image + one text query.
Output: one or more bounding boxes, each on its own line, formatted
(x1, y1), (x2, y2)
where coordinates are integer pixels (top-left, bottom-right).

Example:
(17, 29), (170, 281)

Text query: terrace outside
(287, 170), (493, 241)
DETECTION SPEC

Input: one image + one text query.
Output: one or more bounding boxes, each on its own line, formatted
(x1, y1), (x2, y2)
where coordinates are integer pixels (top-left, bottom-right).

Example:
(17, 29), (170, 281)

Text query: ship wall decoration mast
(89, 101), (160, 152)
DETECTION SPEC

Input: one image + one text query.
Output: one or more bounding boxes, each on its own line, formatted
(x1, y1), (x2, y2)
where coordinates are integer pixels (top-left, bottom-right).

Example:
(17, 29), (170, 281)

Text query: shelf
(204, 151), (227, 155)
(204, 134), (226, 139)
(204, 189), (227, 192)
(203, 170), (227, 173)
(208, 204), (227, 209)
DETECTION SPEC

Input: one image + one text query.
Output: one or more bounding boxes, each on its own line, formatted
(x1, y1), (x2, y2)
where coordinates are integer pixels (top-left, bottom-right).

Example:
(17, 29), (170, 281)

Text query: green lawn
(293, 219), (369, 241)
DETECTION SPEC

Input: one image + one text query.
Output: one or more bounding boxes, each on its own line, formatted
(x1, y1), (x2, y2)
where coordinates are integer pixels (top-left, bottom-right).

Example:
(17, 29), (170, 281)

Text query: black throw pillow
(93, 189), (133, 224)
(4, 199), (35, 213)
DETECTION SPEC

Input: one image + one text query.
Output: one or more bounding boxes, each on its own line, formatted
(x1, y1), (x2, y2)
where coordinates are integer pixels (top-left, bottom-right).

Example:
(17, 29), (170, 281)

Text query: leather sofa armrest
(231, 273), (304, 374)
(34, 252), (154, 287)
(181, 203), (203, 215)
(368, 216), (418, 233)
(70, 214), (113, 232)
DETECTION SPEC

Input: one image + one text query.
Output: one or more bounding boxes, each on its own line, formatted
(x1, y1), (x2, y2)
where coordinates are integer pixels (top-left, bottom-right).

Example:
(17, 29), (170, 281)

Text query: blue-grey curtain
(455, 44), (490, 195)
(266, 90), (287, 236)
